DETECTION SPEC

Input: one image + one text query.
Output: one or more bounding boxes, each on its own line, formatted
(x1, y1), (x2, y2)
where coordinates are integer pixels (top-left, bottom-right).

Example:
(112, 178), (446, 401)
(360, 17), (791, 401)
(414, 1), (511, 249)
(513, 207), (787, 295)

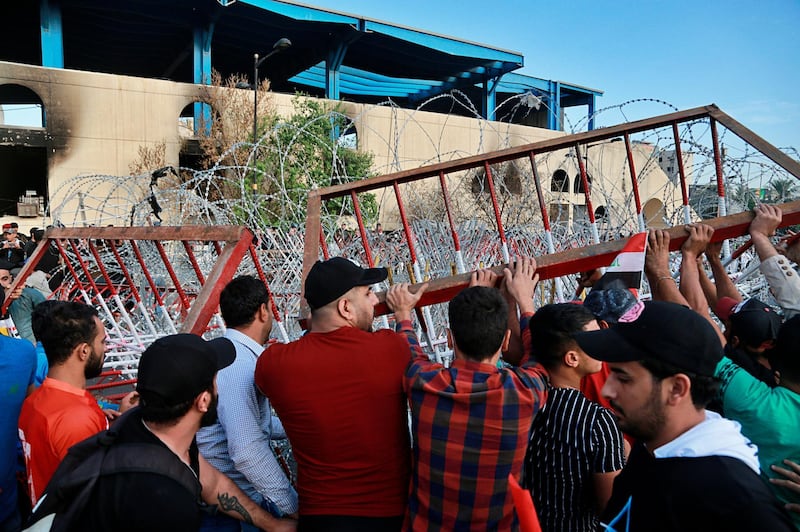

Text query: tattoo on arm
(217, 493), (253, 524)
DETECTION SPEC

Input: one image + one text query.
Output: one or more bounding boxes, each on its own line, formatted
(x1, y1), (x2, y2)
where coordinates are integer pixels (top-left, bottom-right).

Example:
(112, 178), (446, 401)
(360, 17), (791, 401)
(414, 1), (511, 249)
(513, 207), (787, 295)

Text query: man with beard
(575, 300), (794, 531)
(255, 257), (423, 531)
(70, 334), (297, 531)
(17, 301), (111, 506)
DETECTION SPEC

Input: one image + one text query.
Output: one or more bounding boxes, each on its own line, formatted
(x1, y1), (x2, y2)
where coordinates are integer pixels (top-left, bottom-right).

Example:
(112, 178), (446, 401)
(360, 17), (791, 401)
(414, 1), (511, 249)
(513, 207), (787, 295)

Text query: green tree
(250, 95), (377, 228)
(767, 177), (799, 203)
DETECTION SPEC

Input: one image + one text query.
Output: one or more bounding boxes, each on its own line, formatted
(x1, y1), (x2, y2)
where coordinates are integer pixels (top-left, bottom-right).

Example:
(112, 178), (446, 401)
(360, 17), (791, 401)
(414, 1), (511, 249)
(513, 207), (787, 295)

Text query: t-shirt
(73, 408), (203, 531)
(255, 326), (411, 517)
(0, 335), (36, 523)
(18, 377), (108, 505)
(716, 357), (800, 528)
(524, 387), (625, 532)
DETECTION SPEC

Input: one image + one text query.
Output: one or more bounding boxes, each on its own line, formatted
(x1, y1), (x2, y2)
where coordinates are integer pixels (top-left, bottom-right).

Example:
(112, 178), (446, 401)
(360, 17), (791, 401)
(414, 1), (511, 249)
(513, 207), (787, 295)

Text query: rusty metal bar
(671, 121), (692, 225)
(182, 228), (256, 335)
(623, 132), (645, 232)
(574, 143), (599, 244)
(181, 241), (206, 285)
(154, 241), (190, 313)
(438, 170), (465, 273)
(482, 161), (510, 262)
(350, 190), (375, 267)
(393, 181), (418, 264)
(710, 118), (728, 216)
(248, 243), (289, 343)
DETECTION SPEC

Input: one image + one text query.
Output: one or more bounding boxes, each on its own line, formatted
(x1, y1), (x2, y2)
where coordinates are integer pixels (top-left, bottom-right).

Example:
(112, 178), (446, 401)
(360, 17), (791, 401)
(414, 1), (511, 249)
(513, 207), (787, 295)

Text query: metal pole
(253, 53), (259, 144)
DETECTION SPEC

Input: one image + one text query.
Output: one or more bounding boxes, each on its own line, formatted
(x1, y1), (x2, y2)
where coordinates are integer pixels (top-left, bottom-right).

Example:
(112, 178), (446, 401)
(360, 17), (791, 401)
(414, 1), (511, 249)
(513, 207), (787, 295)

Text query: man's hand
(119, 391), (139, 413)
(469, 268), (500, 288)
(770, 459), (800, 514)
(681, 223), (714, 260)
(749, 203), (782, 239)
(502, 257), (538, 314)
(386, 282), (428, 322)
(645, 229), (672, 279)
(577, 268), (603, 289)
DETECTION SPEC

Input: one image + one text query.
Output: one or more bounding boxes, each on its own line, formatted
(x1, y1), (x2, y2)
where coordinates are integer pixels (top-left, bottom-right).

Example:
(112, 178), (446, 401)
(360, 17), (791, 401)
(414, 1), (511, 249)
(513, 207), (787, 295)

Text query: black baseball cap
(716, 297), (781, 348)
(137, 334), (235, 408)
(304, 257), (387, 310)
(574, 300), (723, 378)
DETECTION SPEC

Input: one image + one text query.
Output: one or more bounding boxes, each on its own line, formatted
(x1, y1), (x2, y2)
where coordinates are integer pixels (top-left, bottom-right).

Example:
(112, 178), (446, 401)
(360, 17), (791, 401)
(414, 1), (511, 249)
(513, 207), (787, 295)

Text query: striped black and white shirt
(523, 387), (625, 532)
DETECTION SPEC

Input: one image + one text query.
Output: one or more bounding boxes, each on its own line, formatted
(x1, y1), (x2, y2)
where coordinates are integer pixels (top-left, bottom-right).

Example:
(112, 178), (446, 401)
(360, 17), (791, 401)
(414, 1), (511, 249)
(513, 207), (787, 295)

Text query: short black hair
(219, 275), (270, 329)
(528, 303), (596, 370)
(141, 383), (213, 425)
(36, 302), (99, 366)
(771, 315), (800, 383)
(448, 286), (508, 361)
(641, 357), (720, 409)
(31, 300), (64, 343)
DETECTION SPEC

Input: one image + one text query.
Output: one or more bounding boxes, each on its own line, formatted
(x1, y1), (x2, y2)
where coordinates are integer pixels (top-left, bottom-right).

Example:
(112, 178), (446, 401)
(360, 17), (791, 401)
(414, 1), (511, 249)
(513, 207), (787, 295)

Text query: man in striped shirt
(389, 257), (548, 531)
(523, 303), (625, 531)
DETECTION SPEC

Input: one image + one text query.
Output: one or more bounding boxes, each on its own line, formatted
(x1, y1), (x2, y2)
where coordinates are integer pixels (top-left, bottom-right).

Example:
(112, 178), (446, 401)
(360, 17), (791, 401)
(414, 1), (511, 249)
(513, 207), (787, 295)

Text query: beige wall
(0, 61), (679, 232)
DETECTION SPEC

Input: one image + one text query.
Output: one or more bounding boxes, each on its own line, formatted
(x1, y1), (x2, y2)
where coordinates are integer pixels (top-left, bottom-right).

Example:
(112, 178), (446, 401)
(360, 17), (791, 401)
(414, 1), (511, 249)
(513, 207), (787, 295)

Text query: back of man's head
(771, 315), (800, 385)
(448, 286), (508, 361)
(219, 275), (270, 329)
(584, 288), (638, 325)
(36, 301), (99, 366)
(529, 303), (596, 371)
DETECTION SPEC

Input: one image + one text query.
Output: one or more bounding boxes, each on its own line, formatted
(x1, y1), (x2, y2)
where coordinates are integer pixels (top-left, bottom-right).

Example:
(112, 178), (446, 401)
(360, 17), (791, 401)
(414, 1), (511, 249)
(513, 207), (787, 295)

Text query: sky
(307, 0), (800, 151)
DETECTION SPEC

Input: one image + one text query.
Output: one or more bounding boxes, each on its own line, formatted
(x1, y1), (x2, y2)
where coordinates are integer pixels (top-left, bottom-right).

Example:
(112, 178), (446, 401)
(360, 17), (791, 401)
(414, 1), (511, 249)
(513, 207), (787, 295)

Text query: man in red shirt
(255, 257), (424, 531)
(18, 302), (111, 505)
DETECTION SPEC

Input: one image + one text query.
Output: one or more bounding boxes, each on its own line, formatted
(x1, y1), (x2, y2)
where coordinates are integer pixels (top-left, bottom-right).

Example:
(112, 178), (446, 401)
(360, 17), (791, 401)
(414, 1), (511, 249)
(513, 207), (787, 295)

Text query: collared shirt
(400, 313), (549, 531)
(197, 328), (298, 514)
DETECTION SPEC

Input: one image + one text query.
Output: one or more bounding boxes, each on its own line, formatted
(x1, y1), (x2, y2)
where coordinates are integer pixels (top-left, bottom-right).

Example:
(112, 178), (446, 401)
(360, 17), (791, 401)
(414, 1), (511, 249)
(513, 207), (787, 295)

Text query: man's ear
(563, 350), (580, 368)
(196, 390), (212, 413)
(500, 329), (511, 353)
(665, 374), (692, 406)
(446, 328), (453, 349)
(337, 297), (351, 320)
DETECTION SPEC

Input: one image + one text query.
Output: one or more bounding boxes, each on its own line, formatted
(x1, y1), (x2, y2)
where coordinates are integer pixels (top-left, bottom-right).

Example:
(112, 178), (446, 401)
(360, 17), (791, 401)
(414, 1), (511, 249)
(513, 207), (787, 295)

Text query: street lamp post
(252, 37), (292, 143)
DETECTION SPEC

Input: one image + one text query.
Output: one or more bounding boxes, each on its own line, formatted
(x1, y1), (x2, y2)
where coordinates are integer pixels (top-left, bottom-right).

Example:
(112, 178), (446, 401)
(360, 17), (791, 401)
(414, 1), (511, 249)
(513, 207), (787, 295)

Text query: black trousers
(298, 515), (403, 532)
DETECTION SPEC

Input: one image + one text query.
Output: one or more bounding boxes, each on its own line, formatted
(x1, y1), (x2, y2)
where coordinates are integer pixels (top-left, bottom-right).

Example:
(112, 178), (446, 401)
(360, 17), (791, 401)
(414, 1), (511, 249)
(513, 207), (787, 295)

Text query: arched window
(178, 101), (214, 138)
(594, 205), (608, 219)
(337, 118), (358, 149)
(574, 173), (592, 194)
(550, 169), (569, 193)
(0, 84), (45, 128)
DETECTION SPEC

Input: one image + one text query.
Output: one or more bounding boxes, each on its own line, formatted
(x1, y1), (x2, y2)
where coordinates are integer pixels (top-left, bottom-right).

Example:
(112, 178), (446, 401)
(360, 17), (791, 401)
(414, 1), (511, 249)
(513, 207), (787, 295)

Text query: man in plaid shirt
(387, 257), (549, 531)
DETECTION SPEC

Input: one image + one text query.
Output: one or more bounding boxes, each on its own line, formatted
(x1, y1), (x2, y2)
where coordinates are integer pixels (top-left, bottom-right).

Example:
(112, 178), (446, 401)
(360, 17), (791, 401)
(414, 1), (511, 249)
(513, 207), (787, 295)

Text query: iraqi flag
(596, 232), (647, 292)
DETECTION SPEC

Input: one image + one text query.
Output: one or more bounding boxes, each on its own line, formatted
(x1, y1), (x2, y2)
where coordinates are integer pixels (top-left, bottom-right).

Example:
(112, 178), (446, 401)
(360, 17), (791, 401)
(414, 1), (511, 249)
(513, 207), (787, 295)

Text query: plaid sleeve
(396, 319), (441, 381)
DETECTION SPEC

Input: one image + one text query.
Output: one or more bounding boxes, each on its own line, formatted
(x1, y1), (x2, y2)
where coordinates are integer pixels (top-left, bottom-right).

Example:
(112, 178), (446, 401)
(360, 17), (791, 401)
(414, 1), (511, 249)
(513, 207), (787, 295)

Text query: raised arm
(644, 229), (687, 305)
(704, 239), (742, 304)
(750, 204), (800, 319)
(501, 257), (538, 365)
(680, 223), (715, 316)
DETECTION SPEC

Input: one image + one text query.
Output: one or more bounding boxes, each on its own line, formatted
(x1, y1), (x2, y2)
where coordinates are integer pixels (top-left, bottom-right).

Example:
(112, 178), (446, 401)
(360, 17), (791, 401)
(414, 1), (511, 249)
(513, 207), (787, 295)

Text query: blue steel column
(587, 94), (596, 131)
(482, 76), (500, 121)
(326, 41), (348, 100)
(40, 0), (64, 68)
(193, 22), (214, 135)
(548, 80), (562, 131)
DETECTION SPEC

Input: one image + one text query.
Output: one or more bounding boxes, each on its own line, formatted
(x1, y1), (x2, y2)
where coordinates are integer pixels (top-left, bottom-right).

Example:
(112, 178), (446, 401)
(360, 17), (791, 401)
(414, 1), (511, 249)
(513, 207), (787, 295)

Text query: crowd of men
(1, 203), (799, 531)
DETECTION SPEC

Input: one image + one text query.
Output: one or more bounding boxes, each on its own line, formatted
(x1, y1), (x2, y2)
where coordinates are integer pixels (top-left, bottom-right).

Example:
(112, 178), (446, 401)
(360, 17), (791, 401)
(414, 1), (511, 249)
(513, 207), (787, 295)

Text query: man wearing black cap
(575, 301), (794, 531)
(73, 334), (297, 531)
(255, 257), (424, 531)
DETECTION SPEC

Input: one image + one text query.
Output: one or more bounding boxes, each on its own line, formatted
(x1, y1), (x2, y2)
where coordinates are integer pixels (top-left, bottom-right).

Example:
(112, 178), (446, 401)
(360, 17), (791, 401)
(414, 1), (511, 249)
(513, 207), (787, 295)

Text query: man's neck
(547, 368), (582, 390)
(143, 417), (198, 466)
(46, 364), (86, 390)
(644, 407), (706, 452)
(233, 324), (266, 346)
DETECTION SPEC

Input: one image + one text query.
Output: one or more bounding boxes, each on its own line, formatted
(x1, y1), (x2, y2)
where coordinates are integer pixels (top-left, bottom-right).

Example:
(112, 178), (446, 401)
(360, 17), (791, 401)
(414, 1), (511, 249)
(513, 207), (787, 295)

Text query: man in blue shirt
(198, 276), (297, 531)
(0, 330), (36, 531)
